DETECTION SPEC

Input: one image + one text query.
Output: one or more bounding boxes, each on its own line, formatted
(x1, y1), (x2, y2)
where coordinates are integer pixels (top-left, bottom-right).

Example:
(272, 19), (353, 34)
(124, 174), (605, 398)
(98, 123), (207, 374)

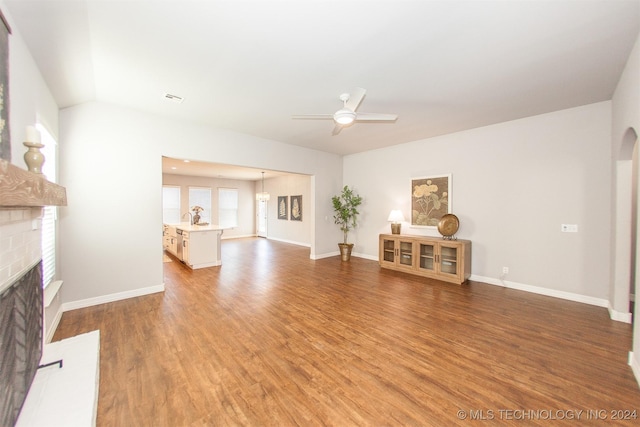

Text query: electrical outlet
(502, 267), (509, 275)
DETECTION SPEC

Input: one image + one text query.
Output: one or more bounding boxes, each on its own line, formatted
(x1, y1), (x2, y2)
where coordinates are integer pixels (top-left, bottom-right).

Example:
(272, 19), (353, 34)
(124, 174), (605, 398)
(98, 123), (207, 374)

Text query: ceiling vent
(164, 93), (184, 104)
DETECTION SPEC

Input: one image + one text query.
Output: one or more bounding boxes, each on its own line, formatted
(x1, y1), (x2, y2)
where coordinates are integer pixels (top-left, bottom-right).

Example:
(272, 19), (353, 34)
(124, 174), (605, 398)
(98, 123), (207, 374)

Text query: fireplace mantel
(0, 159), (67, 207)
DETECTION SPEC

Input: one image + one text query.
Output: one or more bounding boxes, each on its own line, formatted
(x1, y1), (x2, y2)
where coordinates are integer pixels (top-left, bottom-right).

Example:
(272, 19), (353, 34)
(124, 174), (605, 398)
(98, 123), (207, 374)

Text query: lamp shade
(387, 210), (405, 223)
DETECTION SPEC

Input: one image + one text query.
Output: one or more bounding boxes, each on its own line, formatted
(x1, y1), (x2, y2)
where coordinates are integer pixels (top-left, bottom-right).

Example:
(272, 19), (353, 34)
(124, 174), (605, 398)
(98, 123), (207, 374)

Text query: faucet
(182, 212), (193, 225)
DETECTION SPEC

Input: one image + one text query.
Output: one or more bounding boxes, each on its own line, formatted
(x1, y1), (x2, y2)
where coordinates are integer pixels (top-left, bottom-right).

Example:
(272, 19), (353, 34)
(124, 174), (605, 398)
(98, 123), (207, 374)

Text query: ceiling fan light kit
(334, 109), (356, 125)
(293, 87), (397, 134)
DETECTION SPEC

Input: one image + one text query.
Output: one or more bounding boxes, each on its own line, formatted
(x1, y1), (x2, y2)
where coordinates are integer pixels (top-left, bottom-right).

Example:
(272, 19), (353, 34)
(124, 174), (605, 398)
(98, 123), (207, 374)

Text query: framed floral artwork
(290, 195), (302, 221)
(277, 196), (288, 220)
(411, 174), (451, 227)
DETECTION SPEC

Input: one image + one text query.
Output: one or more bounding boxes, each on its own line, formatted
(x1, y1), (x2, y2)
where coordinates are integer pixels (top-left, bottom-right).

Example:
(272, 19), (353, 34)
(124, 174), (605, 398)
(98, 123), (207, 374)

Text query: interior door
(257, 199), (267, 237)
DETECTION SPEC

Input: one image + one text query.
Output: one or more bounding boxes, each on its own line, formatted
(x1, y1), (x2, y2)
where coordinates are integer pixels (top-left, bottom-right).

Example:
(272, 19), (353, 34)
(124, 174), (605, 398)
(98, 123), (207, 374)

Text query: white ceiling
(5, 0), (640, 160)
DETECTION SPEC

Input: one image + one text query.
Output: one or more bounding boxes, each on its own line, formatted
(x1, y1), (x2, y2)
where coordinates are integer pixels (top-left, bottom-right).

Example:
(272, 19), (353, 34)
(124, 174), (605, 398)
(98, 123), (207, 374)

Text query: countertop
(174, 222), (224, 232)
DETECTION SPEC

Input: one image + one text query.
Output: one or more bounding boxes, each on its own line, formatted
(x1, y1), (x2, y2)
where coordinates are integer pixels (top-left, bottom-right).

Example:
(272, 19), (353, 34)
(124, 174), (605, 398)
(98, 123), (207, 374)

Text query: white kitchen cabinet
(176, 224), (223, 269)
(163, 224), (178, 257)
(182, 232), (190, 265)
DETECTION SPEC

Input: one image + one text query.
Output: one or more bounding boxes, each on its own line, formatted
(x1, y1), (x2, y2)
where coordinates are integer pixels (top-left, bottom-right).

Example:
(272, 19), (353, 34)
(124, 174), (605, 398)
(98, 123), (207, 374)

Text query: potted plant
(332, 185), (363, 261)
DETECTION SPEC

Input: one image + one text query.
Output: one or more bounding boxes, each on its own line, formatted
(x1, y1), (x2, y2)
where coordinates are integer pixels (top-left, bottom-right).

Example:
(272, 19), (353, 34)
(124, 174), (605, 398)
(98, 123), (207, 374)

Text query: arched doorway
(612, 127), (638, 323)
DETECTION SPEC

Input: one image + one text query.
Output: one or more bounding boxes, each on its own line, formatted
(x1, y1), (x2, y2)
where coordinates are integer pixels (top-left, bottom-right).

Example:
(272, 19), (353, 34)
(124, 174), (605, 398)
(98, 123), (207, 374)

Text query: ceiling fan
(292, 88), (398, 135)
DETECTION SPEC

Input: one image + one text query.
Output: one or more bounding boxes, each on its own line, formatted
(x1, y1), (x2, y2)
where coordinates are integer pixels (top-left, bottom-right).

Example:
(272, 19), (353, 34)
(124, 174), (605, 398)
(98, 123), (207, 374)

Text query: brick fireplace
(0, 207), (44, 292)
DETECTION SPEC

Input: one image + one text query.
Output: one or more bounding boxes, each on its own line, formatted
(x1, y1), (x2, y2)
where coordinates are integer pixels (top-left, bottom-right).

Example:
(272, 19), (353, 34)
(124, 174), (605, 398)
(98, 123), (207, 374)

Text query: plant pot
(338, 243), (354, 262)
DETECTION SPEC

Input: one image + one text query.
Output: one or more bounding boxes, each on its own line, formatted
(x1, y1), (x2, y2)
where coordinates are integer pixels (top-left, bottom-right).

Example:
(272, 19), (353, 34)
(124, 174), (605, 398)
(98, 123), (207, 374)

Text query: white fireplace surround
(0, 207), (43, 295)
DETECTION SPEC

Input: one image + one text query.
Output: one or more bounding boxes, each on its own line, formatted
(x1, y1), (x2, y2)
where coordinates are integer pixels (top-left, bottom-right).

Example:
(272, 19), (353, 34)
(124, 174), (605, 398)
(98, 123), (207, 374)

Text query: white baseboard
(311, 251), (340, 260)
(469, 274), (634, 323)
(311, 251), (377, 261)
(608, 304), (633, 324)
(352, 252), (378, 261)
(266, 236), (311, 247)
(630, 351), (640, 388)
(61, 284), (165, 312)
(470, 274), (610, 307)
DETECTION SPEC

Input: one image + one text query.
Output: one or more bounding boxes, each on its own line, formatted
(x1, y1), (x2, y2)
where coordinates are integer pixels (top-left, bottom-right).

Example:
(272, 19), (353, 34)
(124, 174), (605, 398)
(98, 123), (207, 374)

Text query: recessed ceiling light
(164, 93), (184, 104)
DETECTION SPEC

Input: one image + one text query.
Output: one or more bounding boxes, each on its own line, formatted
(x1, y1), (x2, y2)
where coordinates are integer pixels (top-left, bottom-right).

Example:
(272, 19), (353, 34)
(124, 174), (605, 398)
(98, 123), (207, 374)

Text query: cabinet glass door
(382, 238), (396, 263)
(398, 240), (414, 266)
(419, 243), (436, 271)
(439, 244), (459, 276)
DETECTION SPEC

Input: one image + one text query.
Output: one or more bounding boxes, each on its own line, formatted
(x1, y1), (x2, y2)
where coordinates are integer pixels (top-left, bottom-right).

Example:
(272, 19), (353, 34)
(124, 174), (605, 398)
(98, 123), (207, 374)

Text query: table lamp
(387, 210), (405, 234)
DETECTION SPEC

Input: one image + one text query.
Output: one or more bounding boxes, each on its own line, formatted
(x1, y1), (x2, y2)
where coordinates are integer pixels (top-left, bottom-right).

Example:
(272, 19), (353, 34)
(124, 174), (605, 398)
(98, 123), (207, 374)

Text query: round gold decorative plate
(437, 213), (459, 237)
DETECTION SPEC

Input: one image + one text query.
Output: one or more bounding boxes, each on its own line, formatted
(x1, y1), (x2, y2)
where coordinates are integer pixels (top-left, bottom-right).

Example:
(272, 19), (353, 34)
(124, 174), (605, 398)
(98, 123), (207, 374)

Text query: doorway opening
(257, 199), (268, 238)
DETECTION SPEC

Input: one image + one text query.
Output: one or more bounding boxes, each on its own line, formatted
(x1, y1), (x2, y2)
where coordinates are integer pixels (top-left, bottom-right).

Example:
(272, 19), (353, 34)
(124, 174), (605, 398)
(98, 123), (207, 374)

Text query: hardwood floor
(53, 238), (640, 426)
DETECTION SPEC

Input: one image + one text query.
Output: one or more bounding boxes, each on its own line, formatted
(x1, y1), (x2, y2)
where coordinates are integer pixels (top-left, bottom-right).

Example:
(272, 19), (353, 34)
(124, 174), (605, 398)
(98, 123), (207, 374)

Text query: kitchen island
(163, 223), (224, 269)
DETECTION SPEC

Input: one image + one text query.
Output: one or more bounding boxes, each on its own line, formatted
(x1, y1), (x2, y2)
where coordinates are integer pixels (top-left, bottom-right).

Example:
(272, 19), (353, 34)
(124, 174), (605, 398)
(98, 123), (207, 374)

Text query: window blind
(218, 188), (238, 228)
(189, 187), (212, 223)
(162, 186), (181, 224)
(38, 124), (57, 287)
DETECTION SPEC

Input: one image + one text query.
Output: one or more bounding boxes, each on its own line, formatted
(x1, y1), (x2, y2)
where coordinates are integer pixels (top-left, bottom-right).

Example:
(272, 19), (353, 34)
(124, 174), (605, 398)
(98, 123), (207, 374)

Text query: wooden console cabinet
(379, 234), (471, 284)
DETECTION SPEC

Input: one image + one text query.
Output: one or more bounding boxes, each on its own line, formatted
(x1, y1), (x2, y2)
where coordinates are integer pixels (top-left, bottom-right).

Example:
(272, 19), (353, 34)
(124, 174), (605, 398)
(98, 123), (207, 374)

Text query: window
(219, 188), (238, 228)
(38, 124), (57, 287)
(189, 187), (211, 223)
(162, 186), (181, 224)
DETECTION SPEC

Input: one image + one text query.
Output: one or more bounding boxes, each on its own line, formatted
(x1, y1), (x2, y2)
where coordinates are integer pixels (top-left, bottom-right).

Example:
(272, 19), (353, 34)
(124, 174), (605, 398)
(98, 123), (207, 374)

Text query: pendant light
(256, 171), (270, 201)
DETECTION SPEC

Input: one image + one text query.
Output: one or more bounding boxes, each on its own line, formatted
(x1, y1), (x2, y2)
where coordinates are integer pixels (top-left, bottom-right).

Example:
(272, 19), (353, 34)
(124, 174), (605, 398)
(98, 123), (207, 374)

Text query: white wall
(58, 101), (343, 305)
(162, 174), (257, 238)
(262, 174), (312, 246)
(345, 102), (612, 302)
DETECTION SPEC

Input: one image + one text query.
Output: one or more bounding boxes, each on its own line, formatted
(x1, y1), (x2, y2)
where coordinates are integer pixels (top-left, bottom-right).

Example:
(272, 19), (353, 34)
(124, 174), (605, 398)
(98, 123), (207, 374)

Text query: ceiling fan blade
(332, 124), (343, 135)
(345, 87), (366, 111)
(354, 112), (398, 121)
(292, 114), (334, 120)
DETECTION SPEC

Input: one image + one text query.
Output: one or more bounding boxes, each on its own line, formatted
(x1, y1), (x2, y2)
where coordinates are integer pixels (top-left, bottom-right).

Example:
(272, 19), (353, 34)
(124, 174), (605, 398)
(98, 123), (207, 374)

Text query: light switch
(561, 224), (578, 232)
